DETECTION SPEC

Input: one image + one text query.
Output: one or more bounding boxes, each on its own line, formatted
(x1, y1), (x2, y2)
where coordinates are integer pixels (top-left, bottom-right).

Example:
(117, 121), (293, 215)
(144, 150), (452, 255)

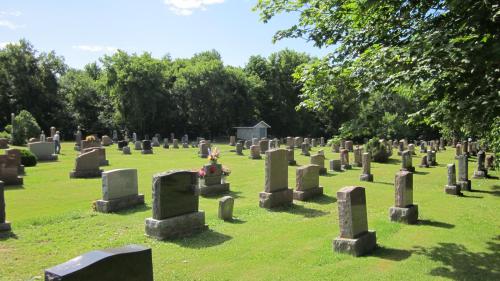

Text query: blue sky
(0, 0), (330, 69)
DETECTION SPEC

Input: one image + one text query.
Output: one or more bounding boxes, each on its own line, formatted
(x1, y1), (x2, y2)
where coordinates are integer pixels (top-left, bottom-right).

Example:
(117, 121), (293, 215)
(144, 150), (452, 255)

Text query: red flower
(198, 168), (206, 178)
(209, 165), (217, 174)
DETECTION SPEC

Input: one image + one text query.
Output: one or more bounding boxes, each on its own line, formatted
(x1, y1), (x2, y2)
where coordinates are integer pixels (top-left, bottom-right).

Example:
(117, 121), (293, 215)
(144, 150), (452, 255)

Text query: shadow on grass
(308, 194), (337, 205)
(114, 203), (151, 215)
(486, 175), (499, 180)
(372, 246), (412, 261)
(386, 158), (401, 165)
(270, 204), (329, 218)
(172, 230), (232, 249)
(414, 235), (500, 281)
(202, 190), (244, 200)
(470, 189), (500, 197)
(417, 220), (455, 229)
(226, 218), (246, 224)
(372, 181), (393, 186)
(322, 172), (338, 177)
(4, 184), (23, 190)
(460, 194), (483, 199)
(0, 231), (17, 241)
(492, 185), (500, 190)
(414, 171), (430, 175)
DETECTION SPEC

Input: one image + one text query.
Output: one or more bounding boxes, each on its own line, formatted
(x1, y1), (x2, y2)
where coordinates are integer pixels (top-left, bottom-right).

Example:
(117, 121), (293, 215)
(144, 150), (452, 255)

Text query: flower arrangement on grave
(207, 147), (220, 164)
(85, 135), (96, 142)
(222, 166), (231, 177)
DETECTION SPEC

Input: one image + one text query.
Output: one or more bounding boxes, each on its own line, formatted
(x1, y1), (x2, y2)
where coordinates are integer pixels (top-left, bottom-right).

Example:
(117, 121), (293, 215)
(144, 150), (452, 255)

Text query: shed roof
(234, 121), (271, 129)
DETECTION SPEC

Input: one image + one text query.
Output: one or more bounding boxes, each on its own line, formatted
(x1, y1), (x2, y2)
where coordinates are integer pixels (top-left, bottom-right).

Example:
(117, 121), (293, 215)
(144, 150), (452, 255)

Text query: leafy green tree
(12, 110), (41, 145)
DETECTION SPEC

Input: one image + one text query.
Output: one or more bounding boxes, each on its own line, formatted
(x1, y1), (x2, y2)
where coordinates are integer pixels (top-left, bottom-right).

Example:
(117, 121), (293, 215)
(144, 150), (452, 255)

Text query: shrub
(20, 149), (37, 167)
(327, 135), (342, 147)
(12, 110), (41, 145)
(486, 117), (500, 169)
(365, 137), (390, 163)
(0, 130), (10, 140)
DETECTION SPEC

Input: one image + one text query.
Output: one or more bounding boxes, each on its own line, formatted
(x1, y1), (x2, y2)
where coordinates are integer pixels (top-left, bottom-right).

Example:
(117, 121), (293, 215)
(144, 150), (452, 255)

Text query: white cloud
(0, 19), (24, 30)
(164, 0), (225, 16)
(72, 45), (118, 53)
(0, 11), (22, 17)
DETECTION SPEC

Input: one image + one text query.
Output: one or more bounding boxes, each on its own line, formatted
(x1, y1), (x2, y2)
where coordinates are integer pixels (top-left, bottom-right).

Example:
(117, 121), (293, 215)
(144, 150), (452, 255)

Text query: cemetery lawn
(1, 143), (499, 281)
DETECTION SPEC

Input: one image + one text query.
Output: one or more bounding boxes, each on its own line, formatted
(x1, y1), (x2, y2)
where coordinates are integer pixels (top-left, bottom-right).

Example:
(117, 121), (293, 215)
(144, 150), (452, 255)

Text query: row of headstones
(444, 150), (494, 195)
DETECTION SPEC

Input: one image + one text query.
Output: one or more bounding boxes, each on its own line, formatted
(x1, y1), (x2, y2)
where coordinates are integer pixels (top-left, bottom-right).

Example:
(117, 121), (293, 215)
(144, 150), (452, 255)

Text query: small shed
(234, 121), (271, 140)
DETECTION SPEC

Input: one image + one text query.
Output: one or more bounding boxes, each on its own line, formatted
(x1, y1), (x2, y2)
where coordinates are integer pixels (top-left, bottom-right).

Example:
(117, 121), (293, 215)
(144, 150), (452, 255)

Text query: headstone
(332, 143), (340, 153)
(418, 155), (429, 168)
(293, 164), (323, 201)
(397, 140), (404, 156)
(333, 186), (376, 256)
(198, 142), (209, 158)
(170, 133), (175, 142)
(145, 170), (207, 240)
(444, 164), (461, 195)
(259, 139), (269, 154)
(286, 137), (294, 148)
(134, 141), (142, 150)
(163, 138), (169, 149)
(117, 140), (128, 150)
(69, 149), (103, 178)
(0, 151), (23, 185)
(456, 154), (471, 191)
(353, 146), (363, 167)
(122, 146), (131, 155)
(473, 151), (487, 178)
(112, 130), (118, 142)
(439, 138), (445, 150)
(400, 150), (415, 172)
(171, 139), (178, 149)
(252, 138), (259, 146)
(132, 132), (137, 142)
(0, 181), (11, 232)
(218, 196), (234, 221)
(455, 143), (462, 156)
(101, 135), (113, 146)
(294, 137), (302, 148)
(236, 143), (243, 155)
(40, 131), (46, 142)
(82, 147), (109, 166)
(329, 159), (342, 172)
(50, 126), (56, 138)
(44, 244), (153, 281)
(95, 169), (144, 213)
(408, 144), (416, 155)
(141, 140), (153, 154)
(340, 149), (352, 170)
(345, 141), (354, 152)
(359, 152), (373, 182)
(198, 163), (230, 196)
(310, 154), (327, 175)
(229, 136), (236, 146)
(151, 137), (160, 147)
(249, 145), (262, 160)
(301, 142), (310, 156)
(427, 151), (437, 166)
(311, 138), (317, 147)
(286, 147), (296, 166)
(462, 140), (469, 155)
(0, 138), (9, 149)
(486, 155), (495, 171)
(28, 142), (58, 161)
(81, 139), (101, 150)
(244, 140), (251, 149)
(389, 171), (418, 224)
(259, 149), (293, 209)
(320, 137), (325, 147)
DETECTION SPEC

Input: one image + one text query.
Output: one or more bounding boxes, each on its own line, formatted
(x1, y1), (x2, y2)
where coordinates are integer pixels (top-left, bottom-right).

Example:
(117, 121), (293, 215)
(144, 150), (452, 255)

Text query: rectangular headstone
(152, 170), (198, 220)
(102, 169), (138, 200)
(337, 186), (368, 239)
(265, 149), (288, 192)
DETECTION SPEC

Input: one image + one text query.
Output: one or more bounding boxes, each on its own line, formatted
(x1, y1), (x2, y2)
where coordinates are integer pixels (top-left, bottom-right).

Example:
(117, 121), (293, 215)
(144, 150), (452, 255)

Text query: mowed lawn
(0, 142), (499, 281)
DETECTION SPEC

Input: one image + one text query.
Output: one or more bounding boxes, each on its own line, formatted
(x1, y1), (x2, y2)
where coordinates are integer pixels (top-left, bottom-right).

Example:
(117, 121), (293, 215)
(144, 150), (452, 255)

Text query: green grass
(1, 143), (499, 281)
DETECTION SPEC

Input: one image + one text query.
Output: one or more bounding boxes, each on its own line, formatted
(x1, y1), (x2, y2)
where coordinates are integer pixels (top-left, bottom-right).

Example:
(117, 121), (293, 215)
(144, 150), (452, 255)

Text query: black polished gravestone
(145, 170), (208, 240)
(117, 140), (128, 150)
(141, 140), (153, 154)
(0, 180), (11, 232)
(44, 244), (153, 281)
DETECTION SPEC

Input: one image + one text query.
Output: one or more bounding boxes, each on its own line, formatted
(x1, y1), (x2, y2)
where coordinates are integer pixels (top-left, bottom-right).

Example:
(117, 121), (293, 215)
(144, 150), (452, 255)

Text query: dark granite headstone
(0, 180), (10, 231)
(117, 140), (128, 150)
(142, 140), (152, 151)
(152, 170), (198, 220)
(44, 244), (153, 281)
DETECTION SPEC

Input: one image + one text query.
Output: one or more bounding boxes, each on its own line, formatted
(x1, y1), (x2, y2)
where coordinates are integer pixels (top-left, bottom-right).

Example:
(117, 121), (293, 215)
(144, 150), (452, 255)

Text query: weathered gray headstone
(218, 196), (234, 221)
(259, 139), (269, 154)
(44, 244), (153, 281)
(359, 152), (373, 182)
(95, 169), (144, 213)
(229, 136), (236, 146)
(293, 164), (323, 201)
(345, 141), (354, 152)
(199, 142), (209, 158)
(81, 147), (109, 166)
(444, 164), (461, 195)
(456, 154), (471, 191)
(418, 155), (429, 168)
(340, 149), (352, 170)
(69, 149), (102, 178)
(286, 148), (296, 166)
(353, 146), (363, 167)
(420, 142), (427, 153)
(0, 181), (11, 232)
(198, 163), (230, 196)
(301, 142), (310, 156)
(28, 142), (58, 161)
(259, 149), (293, 209)
(486, 155), (495, 171)
(122, 146), (131, 155)
(333, 186), (376, 256)
(141, 140), (153, 154)
(249, 145), (262, 159)
(330, 159), (342, 172)
(310, 154), (327, 175)
(236, 143), (243, 155)
(472, 150), (487, 179)
(134, 141), (142, 150)
(172, 139), (179, 149)
(151, 137), (160, 147)
(455, 143), (462, 156)
(101, 135), (113, 146)
(145, 170), (207, 240)
(389, 171), (418, 224)
(400, 150), (415, 172)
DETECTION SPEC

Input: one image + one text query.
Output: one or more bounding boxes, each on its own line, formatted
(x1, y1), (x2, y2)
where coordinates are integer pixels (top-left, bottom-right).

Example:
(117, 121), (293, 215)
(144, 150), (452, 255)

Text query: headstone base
(359, 174), (373, 182)
(199, 153), (208, 158)
(333, 230), (377, 257)
(141, 150), (153, 154)
(389, 205), (418, 224)
(444, 185), (462, 195)
(419, 163), (429, 168)
(319, 168), (327, 175)
(0, 222), (11, 232)
(457, 180), (471, 191)
(341, 164), (352, 170)
(198, 183), (230, 196)
(293, 186), (323, 201)
(37, 154), (58, 161)
(2, 177), (23, 185)
(301, 152), (311, 156)
(472, 170), (486, 179)
(259, 189), (293, 209)
(401, 167), (416, 172)
(95, 194), (145, 213)
(69, 169), (103, 179)
(249, 155), (262, 160)
(288, 160), (296, 166)
(99, 159), (109, 166)
(145, 211), (208, 240)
